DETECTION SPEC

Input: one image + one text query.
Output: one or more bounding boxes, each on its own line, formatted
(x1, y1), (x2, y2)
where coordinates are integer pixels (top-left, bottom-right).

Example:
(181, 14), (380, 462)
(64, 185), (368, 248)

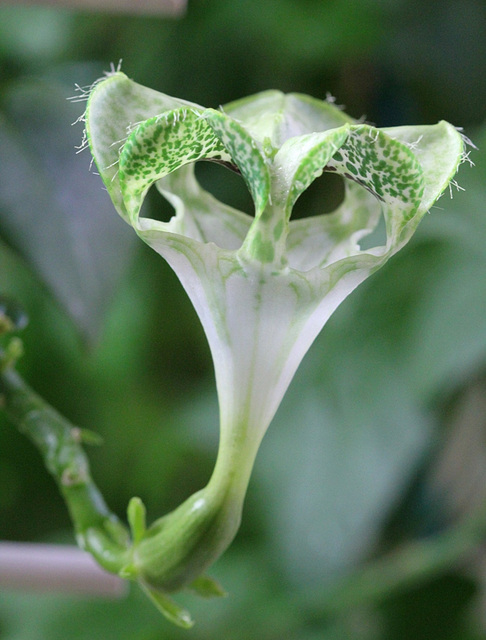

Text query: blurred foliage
(0, 0), (486, 638)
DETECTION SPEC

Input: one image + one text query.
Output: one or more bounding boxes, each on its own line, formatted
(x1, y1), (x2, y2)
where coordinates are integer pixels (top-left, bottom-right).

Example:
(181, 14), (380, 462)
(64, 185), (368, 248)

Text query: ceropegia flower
(84, 71), (464, 626)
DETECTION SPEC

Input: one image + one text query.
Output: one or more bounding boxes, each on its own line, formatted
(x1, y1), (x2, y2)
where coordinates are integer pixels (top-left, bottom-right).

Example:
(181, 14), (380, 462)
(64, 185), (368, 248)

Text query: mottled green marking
(326, 125), (425, 222)
(119, 108), (232, 222)
(249, 231), (275, 263)
(204, 110), (270, 216)
(274, 125), (350, 213)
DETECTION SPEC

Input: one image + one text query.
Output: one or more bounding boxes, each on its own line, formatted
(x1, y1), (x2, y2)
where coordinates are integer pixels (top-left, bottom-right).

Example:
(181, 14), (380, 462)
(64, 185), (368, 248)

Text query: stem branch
(0, 358), (129, 574)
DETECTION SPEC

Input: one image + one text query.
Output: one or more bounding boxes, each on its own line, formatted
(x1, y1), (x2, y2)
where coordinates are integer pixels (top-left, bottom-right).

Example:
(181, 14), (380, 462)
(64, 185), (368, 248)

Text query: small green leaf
(140, 583), (194, 629)
(189, 574), (227, 598)
(0, 337), (24, 371)
(127, 496), (147, 543)
(118, 563), (138, 580)
(71, 427), (104, 446)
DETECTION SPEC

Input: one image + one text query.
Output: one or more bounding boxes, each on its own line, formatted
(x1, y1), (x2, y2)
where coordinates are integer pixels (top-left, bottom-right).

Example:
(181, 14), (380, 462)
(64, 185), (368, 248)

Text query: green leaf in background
(0, 6), (73, 63)
(258, 340), (432, 587)
(0, 79), (136, 342)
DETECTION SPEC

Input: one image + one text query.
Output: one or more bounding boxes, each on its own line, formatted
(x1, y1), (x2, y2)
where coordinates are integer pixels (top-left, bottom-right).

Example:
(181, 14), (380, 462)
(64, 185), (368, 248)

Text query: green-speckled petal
(86, 72), (201, 222)
(328, 125), (425, 216)
(327, 125), (425, 247)
(272, 125), (350, 213)
(204, 109), (270, 216)
(118, 108), (231, 224)
(382, 121), (464, 212)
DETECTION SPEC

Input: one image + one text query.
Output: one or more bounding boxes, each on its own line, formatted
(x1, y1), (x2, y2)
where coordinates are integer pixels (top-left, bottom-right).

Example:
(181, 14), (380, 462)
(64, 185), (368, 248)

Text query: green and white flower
(85, 71), (464, 626)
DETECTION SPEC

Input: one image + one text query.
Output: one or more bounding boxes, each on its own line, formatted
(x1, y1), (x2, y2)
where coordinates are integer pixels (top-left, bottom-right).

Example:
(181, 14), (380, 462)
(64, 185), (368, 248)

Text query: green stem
(0, 343), (259, 596)
(241, 202), (288, 265)
(0, 361), (130, 574)
(133, 416), (259, 592)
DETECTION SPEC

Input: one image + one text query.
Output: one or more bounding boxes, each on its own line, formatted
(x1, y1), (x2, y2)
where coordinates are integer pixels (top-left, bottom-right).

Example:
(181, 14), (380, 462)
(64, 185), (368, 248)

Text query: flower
(85, 71), (464, 626)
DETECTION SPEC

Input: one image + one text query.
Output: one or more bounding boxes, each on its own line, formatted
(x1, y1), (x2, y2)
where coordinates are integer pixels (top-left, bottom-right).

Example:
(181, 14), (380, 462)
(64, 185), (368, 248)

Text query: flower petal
(326, 125), (425, 251)
(283, 125), (426, 272)
(204, 109), (270, 216)
(287, 182), (381, 271)
(272, 125), (350, 212)
(224, 90), (353, 146)
(382, 121), (464, 213)
(118, 108), (231, 224)
(86, 72), (200, 222)
(328, 125), (424, 215)
(155, 166), (253, 249)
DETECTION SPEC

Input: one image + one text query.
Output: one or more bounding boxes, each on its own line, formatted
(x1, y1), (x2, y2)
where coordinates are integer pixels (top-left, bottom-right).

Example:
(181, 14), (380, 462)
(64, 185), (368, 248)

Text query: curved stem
(133, 414), (260, 592)
(0, 358), (130, 574)
(0, 344), (259, 596)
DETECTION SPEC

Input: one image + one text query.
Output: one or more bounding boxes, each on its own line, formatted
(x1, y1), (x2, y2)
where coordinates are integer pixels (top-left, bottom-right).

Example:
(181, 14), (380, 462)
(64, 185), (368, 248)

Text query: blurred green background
(1, 0), (486, 638)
